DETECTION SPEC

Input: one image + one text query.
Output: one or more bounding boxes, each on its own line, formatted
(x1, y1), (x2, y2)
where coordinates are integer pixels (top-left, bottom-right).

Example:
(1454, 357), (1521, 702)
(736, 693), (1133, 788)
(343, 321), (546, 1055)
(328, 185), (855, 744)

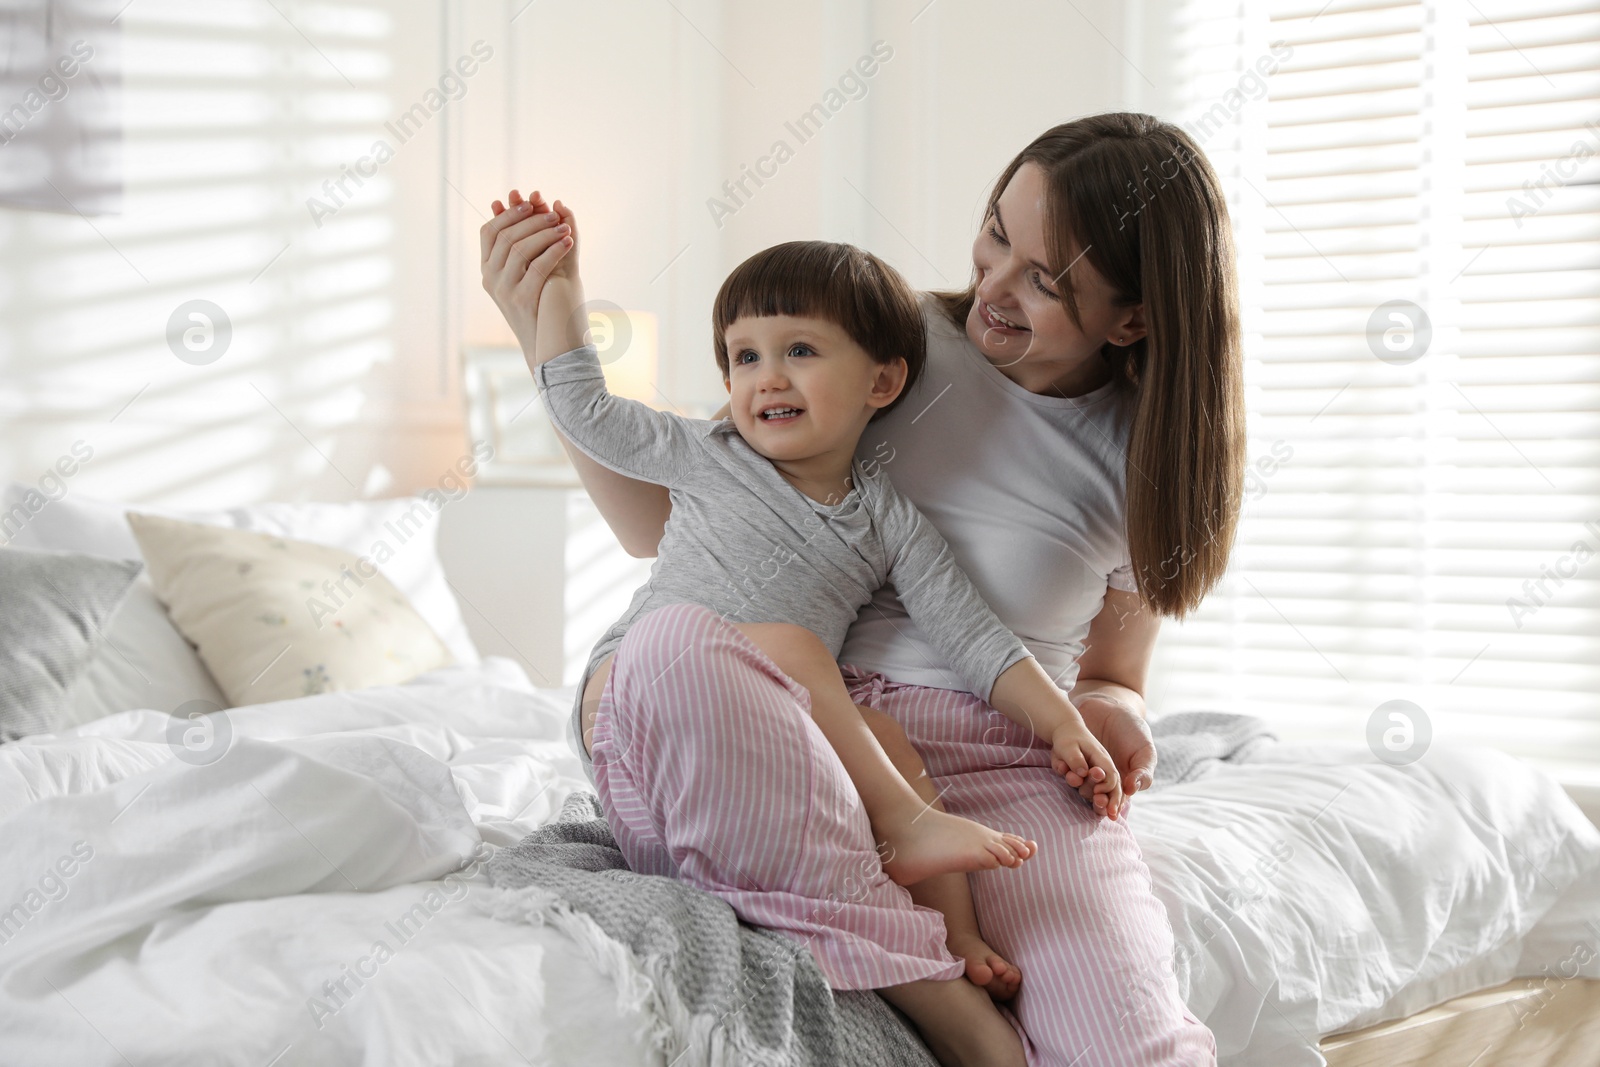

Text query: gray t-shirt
(536, 344), (1032, 764)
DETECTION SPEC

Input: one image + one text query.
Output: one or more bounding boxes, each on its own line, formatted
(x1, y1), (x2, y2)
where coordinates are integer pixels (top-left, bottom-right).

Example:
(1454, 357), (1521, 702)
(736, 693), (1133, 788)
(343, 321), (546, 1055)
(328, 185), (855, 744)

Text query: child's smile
(756, 404), (804, 424)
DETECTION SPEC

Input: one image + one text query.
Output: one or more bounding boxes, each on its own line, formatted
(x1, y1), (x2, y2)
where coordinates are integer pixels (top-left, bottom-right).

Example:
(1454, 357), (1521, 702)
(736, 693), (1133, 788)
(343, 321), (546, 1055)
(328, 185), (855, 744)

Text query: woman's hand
(479, 188), (578, 354)
(1069, 587), (1160, 814)
(1070, 696), (1157, 812)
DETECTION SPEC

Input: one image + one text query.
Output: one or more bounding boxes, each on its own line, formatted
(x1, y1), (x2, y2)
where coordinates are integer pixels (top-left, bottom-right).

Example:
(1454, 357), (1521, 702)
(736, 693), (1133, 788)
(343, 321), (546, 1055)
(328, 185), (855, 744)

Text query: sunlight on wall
(0, 0), (473, 511)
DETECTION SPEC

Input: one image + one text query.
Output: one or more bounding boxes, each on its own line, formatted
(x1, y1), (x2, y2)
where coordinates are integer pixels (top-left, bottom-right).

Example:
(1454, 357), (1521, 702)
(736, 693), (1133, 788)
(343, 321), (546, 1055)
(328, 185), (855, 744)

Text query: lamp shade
(590, 308), (658, 404)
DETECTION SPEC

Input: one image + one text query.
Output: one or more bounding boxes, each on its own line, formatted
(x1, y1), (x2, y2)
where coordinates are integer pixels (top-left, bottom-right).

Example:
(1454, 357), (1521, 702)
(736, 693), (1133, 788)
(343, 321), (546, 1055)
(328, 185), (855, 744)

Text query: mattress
(1, 659), (1596, 1066)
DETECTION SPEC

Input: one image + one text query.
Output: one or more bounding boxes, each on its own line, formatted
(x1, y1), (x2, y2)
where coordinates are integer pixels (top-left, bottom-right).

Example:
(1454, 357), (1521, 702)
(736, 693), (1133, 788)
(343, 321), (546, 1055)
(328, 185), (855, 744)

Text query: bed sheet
(3, 661), (1596, 1067)
(1133, 740), (1600, 1065)
(0, 660), (662, 1067)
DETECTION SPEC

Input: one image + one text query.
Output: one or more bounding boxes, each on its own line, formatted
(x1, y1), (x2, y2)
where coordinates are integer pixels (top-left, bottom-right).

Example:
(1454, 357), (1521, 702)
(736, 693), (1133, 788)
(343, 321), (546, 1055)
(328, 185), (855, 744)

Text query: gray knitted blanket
(1147, 710), (1275, 790)
(479, 792), (940, 1067)
(479, 716), (1269, 1062)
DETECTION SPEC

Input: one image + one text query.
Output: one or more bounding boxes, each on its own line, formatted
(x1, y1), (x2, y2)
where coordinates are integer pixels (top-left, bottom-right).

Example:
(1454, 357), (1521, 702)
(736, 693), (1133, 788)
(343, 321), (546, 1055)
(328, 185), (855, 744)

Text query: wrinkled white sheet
(1135, 741), (1600, 1066)
(2, 661), (1597, 1067)
(0, 662), (661, 1067)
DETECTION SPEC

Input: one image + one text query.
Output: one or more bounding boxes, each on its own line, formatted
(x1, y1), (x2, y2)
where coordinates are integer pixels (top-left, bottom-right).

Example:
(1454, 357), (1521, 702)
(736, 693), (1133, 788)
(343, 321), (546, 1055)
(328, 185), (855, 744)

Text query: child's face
(722, 314), (906, 464)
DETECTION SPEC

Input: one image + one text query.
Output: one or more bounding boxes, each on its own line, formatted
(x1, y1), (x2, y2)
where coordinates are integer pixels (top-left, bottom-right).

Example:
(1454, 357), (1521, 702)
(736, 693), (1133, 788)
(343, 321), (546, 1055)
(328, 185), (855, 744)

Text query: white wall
(3, 0), (1164, 497)
(2, 0), (1174, 676)
(3, 1), (479, 507)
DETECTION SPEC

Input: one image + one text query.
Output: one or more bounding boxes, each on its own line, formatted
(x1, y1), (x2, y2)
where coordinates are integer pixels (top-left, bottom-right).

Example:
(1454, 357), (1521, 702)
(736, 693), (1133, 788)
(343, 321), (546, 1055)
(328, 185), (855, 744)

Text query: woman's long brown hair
(934, 114), (1245, 618)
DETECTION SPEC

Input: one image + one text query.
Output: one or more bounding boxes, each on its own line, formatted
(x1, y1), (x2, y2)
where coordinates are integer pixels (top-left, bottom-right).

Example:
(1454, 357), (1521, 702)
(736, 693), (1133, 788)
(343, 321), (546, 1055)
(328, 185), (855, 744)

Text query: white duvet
(2, 661), (1597, 1067)
(0, 662), (659, 1067)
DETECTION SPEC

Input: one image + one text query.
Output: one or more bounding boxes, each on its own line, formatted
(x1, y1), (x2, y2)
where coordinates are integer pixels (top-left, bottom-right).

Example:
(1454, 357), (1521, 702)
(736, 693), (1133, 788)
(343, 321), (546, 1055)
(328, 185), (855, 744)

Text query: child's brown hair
(712, 241), (925, 419)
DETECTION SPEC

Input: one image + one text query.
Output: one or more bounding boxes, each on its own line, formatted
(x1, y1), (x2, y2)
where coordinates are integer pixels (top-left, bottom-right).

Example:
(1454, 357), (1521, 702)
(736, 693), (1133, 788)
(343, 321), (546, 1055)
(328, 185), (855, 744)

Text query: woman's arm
(559, 448), (672, 557)
(481, 191), (672, 557)
(1069, 587), (1161, 796)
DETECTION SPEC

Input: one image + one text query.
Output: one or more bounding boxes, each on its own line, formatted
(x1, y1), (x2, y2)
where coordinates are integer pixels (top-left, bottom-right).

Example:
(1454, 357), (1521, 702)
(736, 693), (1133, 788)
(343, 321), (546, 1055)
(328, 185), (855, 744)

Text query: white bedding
(2, 660), (1597, 1067)
(0, 662), (660, 1067)
(1137, 742), (1600, 1064)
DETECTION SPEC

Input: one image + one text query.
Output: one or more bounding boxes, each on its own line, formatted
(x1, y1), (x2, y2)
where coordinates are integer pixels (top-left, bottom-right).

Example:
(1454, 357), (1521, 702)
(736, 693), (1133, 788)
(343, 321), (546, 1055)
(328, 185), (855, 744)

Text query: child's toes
(986, 840), (1021, 868)
(983, 954), (1022, 1001)
(1000, 833), (1035, 860)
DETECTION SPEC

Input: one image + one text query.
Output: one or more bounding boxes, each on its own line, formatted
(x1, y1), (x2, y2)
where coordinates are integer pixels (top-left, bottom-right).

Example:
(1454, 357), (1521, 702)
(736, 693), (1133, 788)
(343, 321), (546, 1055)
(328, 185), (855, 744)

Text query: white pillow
(126, 512), (453, 706)
(58, 573), (231, 728)
(0, 484), (481, 666)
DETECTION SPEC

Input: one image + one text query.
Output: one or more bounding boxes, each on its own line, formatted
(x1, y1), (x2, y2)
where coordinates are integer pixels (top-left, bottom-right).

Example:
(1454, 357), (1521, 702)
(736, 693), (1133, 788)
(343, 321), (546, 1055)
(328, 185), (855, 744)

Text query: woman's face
(967, 161), (1144, 394)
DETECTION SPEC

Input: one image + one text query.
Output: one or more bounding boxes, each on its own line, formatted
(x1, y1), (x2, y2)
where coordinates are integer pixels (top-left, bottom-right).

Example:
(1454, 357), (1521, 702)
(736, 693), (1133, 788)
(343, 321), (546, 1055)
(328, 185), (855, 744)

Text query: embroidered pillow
(126, 513), (452, 707)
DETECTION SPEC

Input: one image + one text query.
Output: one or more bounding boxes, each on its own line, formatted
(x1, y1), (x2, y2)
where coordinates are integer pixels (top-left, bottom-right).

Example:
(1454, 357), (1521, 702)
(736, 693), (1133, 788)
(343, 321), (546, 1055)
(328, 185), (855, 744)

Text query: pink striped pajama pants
(589, 604), (1216, 1067)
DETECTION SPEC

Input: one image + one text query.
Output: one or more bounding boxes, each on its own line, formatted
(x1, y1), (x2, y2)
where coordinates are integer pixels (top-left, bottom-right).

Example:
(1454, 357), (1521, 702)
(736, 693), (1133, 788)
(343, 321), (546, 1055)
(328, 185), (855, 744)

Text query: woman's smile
(978, 299), (1031, 334)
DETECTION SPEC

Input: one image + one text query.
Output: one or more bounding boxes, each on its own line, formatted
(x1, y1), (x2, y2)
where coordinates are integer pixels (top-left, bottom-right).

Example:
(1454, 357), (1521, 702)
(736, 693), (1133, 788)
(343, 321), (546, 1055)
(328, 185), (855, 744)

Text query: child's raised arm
(531, 199), (587, 368)
(482, 191), (674, 557)
(523, 200), (704, 491)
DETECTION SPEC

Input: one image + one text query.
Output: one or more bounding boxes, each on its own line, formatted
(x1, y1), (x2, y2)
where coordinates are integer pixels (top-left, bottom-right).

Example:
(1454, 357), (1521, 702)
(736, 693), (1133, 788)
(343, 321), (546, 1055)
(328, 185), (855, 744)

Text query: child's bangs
(713, 244), (859, 341)
(710, 240), (925, 417)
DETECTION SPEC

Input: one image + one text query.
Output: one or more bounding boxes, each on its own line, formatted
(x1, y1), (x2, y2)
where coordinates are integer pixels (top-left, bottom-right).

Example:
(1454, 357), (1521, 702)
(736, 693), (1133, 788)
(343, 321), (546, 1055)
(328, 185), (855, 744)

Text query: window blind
(1149, 0), (1600, 779)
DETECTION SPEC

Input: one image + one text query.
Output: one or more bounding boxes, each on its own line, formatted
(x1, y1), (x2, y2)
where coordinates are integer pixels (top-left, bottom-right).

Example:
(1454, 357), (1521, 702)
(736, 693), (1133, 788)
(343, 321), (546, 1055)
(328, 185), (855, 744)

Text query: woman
(480, 113), (1243, 1066)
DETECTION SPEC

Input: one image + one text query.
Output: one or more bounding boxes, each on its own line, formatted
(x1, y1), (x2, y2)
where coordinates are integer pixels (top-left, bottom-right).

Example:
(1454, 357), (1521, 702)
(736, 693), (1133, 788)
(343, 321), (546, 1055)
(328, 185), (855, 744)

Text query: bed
(3, 487), (1598, 1066)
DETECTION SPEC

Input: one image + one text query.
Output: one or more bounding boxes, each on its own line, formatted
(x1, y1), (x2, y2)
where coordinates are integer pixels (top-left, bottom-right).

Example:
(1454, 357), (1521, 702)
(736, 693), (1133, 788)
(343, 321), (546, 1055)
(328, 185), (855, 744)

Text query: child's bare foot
(877, 807), (1036, 886)
(947, 929), (1022, 1001)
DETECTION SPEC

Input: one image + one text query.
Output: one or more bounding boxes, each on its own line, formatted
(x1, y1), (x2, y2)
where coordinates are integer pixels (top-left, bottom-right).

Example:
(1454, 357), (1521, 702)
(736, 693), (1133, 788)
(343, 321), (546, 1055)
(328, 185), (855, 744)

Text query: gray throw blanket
(479, 715), (1271, 1064)
(480, 792), (941, 1067)
(1147, 710), (1275, 790)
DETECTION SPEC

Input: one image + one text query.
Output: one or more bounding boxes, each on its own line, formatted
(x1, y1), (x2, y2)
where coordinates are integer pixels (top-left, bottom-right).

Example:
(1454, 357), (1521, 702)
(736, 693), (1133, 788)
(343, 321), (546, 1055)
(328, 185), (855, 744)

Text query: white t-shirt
(840, 294), (1138, 693)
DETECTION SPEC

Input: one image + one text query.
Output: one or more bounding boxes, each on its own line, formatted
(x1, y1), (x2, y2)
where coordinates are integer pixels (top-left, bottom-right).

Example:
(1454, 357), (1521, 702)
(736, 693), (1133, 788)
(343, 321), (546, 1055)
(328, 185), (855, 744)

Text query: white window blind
(1149, 0), (1600, 780)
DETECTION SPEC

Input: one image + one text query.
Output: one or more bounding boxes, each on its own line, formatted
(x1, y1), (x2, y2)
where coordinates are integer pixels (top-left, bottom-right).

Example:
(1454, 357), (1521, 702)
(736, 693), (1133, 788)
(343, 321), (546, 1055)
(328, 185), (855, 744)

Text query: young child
(526, 201), (1122, 1003)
